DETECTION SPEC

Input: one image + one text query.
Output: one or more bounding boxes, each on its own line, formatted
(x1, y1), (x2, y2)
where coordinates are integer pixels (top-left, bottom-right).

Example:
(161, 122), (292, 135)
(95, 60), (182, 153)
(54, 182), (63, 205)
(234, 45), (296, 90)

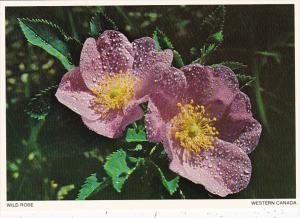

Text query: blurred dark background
(6, 5), (295, 200)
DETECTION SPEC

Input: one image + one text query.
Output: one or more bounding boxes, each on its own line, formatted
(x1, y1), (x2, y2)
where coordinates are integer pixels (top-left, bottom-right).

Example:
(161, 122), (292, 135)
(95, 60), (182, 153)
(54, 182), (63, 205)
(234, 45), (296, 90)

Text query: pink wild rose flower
(145, 64), (262, 197)
(55, 30), (173, 138)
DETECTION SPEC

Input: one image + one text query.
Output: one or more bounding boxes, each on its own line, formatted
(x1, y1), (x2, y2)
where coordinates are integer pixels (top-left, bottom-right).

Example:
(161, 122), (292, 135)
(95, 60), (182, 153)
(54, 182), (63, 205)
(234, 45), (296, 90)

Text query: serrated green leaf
(172, 50), (184, 68)
(201, 5), (225, 34)
(25, 84), (58, 120)
(18, 18), (76, 70)
(150, 161), (179, 195)
(152, 30), (162, 51)
(193, 6), (226, 64)
(125, 127), (147, 143)
(153, 28), (174, 50)
(89, 10), (118, 37)
(76, 174), (110, 200)
(104, 149), (143, 192)
(193, 44), (216, 65)
(206, 44), (216, 54)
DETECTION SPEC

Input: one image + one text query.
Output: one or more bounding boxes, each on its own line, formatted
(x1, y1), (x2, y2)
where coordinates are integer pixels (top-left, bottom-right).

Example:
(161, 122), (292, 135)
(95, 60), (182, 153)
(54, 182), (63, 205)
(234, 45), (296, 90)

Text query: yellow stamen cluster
(169, 101), (219, 155)
(92, 70), (140, 114)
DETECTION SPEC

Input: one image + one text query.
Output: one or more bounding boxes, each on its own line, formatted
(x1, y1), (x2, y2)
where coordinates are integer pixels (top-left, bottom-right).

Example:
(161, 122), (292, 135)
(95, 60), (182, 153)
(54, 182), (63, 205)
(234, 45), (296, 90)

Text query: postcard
(0, 0), (299, 217)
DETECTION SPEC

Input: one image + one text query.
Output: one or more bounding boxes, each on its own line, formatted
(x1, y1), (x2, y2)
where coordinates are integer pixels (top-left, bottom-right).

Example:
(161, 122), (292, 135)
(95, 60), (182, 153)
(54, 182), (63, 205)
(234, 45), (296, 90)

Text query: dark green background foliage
(6, 5), (295, 200)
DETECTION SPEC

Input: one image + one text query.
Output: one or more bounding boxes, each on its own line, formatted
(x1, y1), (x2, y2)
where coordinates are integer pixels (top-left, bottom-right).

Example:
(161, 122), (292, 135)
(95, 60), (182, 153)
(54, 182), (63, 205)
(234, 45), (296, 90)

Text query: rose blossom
(55, 30), (173, 138)
(145, 64), (262, 197)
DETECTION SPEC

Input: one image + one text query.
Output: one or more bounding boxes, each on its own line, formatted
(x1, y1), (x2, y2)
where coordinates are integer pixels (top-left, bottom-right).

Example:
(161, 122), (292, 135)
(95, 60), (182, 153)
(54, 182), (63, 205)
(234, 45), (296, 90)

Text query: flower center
(92, 70), (140, 114)
(169, 101), (219, 155)
(188, 122), (199, 137)
(109, 88), (120, 99)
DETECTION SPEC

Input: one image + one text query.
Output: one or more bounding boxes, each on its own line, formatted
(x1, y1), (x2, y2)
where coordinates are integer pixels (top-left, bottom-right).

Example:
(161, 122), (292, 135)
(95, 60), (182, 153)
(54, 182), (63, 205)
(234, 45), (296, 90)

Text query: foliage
(149, 160), (179, 195)
(24, 84), (58, 120)
(6, 5), (295, 200)
(125, 123), (147, 143)
(18, 18), (77, 70)
(77, 174), (110, 200)
(89, 9), (118, 37)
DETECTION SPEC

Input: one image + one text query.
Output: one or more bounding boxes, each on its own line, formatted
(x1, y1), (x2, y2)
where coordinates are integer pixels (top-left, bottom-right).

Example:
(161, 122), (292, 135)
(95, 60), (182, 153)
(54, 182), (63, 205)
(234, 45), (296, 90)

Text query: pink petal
(80, 31), (135, 90)
(79, 38), (103, 90)
(181, 64), (217, 105)
(144, 66), (187, 139)
(82, 104), (144, 138)
(132, 37), (173, 77)
(132, 37), (156, 56)
(55, 67), (100, 120)
(138, 64), (186, 103)
(168, 138), (252, 197)
(96, 30), (134, 74)
(144, 96), (175, 159)
(181, 64), (239, 118)
(144, 66), (187, 157)
(208, 66), (240, 119)
(219, 92), (262, 153)
(144, 97), (164, 143)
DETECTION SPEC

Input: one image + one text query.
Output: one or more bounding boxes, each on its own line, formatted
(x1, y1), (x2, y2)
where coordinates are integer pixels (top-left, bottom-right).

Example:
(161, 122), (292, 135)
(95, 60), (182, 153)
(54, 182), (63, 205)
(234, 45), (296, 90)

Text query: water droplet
(244, 169), (250, 174)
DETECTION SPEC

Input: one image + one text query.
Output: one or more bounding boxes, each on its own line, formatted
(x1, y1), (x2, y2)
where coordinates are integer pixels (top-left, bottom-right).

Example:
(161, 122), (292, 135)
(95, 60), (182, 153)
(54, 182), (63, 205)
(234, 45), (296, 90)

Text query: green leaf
(201, 5), (225, 34)
(255, 51), (281, 63)
(125, 126), (147, 143)
(152, 30), (162, 51)
(89, 10), (118, 37)
(18, 18), (76, 70)
(150, 161), (179, 195)
(210, 31), (223, 43)
(25, 84), (58, 120)
(172, 50), (184, 68)
(253, 58), (270, 133)
(193, 6), (226, 64)
(236, 74), (256, 89)
(76, 174), (110, 200)
(193, 44), (216, 64)
(153, 28), (174, 50)
(104, 149), (144, 192)
(57, 184), (75, 200)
